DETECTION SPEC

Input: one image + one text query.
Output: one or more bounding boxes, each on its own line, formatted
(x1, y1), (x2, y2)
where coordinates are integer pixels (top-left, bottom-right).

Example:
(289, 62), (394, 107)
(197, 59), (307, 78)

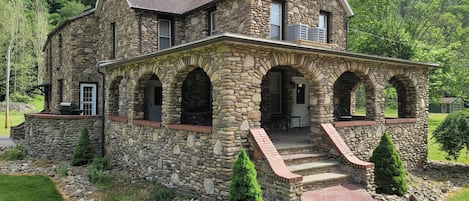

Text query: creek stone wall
(106, 119), (225, 200)
(22, 114), (102, 160)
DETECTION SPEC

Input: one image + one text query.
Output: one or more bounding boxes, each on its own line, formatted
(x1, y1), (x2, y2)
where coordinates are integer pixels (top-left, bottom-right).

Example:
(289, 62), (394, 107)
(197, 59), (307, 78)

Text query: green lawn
(0, 175), (63, 201)
(0, 95), (44, 136)
(446, 187), (469, 201)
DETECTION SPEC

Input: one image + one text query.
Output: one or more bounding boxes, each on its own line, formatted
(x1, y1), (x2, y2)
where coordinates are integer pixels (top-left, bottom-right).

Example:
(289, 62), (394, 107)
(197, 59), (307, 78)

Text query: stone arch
(254, 52), (326, 135)
(333, 70), (377, 120)
(166, 56), (214, 125)
(385, 74), (417, 118)
(133, 71), (163, 121)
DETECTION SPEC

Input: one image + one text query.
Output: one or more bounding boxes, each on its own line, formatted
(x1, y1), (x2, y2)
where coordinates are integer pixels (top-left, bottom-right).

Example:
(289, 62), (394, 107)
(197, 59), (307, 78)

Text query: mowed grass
(0, 175), (63, 201)
(446, 187), (469, 201)
(0, 95), (44, 136)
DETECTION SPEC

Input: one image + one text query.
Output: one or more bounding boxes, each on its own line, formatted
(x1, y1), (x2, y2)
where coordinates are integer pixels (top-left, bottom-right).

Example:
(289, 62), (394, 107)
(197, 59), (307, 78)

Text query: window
(58, 79), (64, 103)
(296, 83), (305, 104)
(208, 8), (217, 35)
(58, 34), (63, 66)
(158, 19), (172, 50)
(270, 1), (283, 40)
(319, 11), (330, 43)
(111, 22), (116, 59)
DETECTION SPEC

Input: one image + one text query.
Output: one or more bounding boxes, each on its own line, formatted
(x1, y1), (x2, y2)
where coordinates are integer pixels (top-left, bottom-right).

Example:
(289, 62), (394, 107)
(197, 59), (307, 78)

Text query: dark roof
(127, 0), (216, 14)
(442, 97), (458, 104)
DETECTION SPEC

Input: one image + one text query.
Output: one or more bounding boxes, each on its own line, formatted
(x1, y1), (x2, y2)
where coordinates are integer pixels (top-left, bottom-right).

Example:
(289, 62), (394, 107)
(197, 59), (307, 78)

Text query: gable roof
(441, 97), (458, 104)
(96, 0), (354, 16)
(127, 0), (215, 14)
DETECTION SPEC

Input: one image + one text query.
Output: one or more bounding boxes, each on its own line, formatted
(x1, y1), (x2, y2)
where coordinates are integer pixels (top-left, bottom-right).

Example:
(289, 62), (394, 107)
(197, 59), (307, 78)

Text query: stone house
(16, 0), (438, 200)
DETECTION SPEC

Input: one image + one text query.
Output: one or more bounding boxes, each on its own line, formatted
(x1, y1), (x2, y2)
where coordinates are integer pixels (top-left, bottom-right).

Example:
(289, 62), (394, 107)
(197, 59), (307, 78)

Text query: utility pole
(5, 44), (11, 129)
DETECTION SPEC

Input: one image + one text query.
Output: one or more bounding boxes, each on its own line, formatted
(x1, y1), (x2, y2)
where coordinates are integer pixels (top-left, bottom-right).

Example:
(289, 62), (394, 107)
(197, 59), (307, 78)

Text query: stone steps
(278, 146), (352, 192)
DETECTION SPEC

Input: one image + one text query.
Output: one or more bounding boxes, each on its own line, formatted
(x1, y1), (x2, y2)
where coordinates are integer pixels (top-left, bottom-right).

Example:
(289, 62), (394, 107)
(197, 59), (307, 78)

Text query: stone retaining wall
(22, 114), (103, 160)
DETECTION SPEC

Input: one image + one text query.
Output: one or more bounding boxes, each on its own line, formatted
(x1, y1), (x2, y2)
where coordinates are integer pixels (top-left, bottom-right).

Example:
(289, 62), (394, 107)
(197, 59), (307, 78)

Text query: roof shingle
(127, 0), (215, 14)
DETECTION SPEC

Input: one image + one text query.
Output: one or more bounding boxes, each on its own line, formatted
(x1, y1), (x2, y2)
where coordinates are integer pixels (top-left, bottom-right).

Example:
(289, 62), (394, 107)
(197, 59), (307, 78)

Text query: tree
(228, 149), (263, 201)
(370, 132), (407, 196)
(432, 111), (469, 160)
(71, 127), (95, 166)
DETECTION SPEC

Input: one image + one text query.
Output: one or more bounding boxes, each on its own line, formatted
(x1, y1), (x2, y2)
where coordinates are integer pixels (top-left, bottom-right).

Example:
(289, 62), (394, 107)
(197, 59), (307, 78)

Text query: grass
(0, 95), (44, 136)
(0, 175), (63, 201)
(446, 187), (469, 201)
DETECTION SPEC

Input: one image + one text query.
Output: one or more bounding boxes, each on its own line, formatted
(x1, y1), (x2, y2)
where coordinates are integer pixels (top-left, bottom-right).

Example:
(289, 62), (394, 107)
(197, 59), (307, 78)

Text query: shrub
(56, 165), (68, 177)
(71, 128), (95, 166)
(228, 149), (263, 201)
(152, 186), (175, 201)
(432, 110), (469, 160)
(370, 132), (407, 196)
(10, 93), (32, 103)
(2, 146), (25, 160)
(87, 157), (113, 186)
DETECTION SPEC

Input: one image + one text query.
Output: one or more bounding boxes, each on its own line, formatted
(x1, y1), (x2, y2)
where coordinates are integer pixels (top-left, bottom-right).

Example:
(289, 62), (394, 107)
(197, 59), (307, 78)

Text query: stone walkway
(0, 137), (15, 147)
(301, 184), (375, 201)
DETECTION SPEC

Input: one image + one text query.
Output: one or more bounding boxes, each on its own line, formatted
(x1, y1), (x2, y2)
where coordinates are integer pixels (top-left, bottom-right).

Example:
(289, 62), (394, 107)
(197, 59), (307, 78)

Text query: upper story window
(158, 18), (172, 50)
(58, 34), (63, 66)
(319, 11), (330, 43)
(209, 9), (218, 35)
(111, 22), (116, 59)
(270, 1), (283, 40)
(58, 79), (64, 103)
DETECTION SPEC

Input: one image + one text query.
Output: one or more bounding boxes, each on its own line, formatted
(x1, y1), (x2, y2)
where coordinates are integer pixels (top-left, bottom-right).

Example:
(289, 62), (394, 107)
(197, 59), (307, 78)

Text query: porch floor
(267, 127), (312, 150)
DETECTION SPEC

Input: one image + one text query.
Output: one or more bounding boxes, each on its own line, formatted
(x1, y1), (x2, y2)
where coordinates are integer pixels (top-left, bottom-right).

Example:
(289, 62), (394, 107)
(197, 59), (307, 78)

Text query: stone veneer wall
(103, 40), (430, 199)
(22, 114), (102, 160)
(105, 120), (224, 199)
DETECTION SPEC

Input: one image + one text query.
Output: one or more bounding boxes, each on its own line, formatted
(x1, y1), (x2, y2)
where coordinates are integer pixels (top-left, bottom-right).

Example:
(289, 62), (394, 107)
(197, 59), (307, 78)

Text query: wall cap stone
(108, 115), (128, 123)
(133, 119), (161, 128)
(167, 124), (212, 134)
(25, 113), (102, 120)
(333, 120), (376, 127)
(385, 118), (417, 124)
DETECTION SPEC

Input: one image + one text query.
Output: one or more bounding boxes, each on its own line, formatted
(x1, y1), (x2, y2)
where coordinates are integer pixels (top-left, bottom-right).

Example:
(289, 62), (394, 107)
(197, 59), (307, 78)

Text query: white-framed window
(270, 1), (283, 40)
(80, 83), (97, 115)
(209, 10), (218, 35)
(158, 19), (172, 50)
(319, 11), (330, 43)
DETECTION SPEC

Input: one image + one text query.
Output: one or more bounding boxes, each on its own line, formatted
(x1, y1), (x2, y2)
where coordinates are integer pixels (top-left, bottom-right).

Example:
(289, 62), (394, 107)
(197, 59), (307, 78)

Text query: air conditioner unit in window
(309, 27), (327, 43)
(287, 23), (309, 41)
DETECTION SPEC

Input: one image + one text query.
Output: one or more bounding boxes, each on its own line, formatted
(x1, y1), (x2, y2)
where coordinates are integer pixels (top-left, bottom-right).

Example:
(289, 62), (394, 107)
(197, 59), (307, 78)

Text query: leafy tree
(370, 132), (407, 196)
(228, 149), (263, 201)
(71, 128), (95, 166)
(432, 111), (469, 160)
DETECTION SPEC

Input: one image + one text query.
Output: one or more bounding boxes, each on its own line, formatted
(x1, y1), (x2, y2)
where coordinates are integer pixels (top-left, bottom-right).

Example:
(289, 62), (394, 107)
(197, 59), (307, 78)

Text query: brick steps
(288, 160), (341, 175)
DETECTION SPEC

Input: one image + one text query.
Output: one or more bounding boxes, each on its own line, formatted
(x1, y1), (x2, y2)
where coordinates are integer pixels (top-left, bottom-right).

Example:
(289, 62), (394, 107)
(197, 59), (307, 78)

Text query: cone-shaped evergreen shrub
(71, 128), (95, 166)
(370, 132), (407, 196)
(228, 149), (263, 201)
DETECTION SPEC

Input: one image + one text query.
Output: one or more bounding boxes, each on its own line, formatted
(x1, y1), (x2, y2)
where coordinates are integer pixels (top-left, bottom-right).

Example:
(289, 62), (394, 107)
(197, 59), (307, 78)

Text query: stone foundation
(22, 114), (103, 160)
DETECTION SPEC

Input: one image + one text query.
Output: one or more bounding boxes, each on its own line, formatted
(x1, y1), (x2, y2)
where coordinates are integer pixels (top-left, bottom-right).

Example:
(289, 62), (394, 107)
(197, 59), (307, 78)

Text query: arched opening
(386, 75), (417, 118)
(261, 66), (309, 130)
(109, 76), (129, 117)
(181, 68), (212, 126)
(333, 71), (375, 121)
(134, 73), (162, 121)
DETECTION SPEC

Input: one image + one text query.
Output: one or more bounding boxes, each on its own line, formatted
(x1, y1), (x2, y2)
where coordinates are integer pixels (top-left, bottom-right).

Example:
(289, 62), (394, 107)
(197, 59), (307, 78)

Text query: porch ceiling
(99, 32), (439, 69)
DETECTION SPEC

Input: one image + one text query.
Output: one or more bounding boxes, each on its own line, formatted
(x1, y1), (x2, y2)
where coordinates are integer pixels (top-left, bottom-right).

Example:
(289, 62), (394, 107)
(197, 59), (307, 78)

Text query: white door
(145, 80), (162, 121)
(291, 77), (309, 127)
(80, 83), (97, 115)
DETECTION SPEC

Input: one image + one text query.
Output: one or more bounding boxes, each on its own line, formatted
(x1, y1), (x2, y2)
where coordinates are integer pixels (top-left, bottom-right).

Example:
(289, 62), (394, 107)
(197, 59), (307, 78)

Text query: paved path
(301, 184), (375, 201)
(0, 136), (15, 147)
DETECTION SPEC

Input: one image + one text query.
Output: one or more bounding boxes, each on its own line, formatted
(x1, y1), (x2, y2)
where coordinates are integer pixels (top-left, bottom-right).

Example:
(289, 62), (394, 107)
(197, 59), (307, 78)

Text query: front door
(291, 77), (309, 127)
(80, 83), (97, 115)
(145, 80), (162, 121)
